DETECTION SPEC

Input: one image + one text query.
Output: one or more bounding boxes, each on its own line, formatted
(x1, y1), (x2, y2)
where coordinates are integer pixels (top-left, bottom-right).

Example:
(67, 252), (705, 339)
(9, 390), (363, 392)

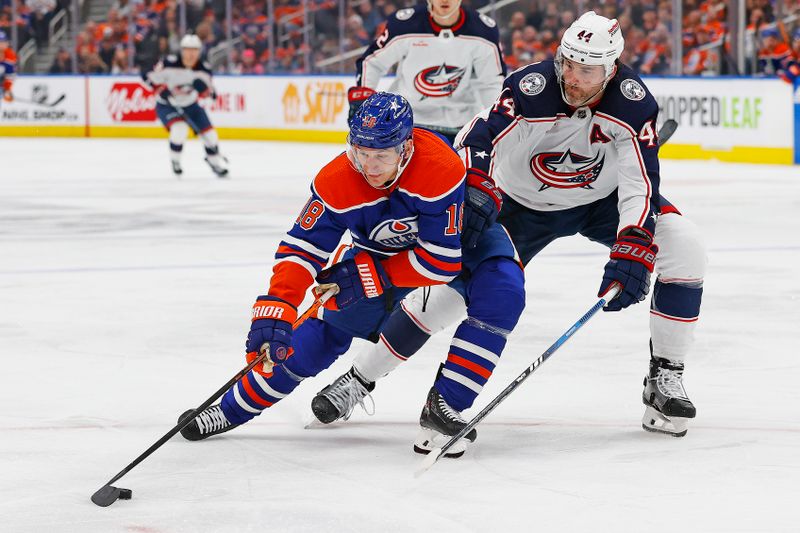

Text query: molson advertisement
(0, 74), (796, 164)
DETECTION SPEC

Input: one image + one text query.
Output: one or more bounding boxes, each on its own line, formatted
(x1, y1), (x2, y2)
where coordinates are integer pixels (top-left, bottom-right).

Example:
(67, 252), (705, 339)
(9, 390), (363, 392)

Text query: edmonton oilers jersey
(143, 55), (214, 108)
(457, 61), (661, 236)
(268, 128), (466, 309)
(356, 6), (506, 131)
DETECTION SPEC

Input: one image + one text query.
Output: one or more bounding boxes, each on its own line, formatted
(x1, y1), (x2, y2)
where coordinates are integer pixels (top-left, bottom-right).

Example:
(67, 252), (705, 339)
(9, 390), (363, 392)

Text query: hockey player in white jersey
(320, 11), (706, 440)
(349, 0), (506, 143)
(142, 34), (228, 177)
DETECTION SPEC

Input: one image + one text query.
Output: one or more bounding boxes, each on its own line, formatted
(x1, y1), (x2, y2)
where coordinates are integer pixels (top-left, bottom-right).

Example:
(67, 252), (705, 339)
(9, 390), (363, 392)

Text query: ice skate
(311, 367), (375, 424)
(413, 386), (476, 458)
(642, 357), (696, 437)
(171, 160), (183, 176)
(204, 154), (229, 178)
(178, 404), (239, 441)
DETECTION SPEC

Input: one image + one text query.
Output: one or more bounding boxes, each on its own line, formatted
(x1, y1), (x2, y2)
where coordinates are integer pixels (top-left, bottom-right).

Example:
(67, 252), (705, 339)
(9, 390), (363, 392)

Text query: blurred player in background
(142, 34), (229, 178)
(0, 31), (16, 104)
(348, 0), (506, 144)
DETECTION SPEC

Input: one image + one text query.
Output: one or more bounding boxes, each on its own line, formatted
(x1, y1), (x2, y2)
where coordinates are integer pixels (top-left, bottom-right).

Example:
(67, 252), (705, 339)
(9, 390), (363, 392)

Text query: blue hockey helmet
(348, 92), (414, 149)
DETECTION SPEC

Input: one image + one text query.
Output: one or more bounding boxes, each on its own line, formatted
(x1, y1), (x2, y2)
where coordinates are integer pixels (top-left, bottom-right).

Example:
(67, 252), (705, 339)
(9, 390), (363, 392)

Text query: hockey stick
(90, 288), (336, 507)
(414, 284), (621, 477)
(657, 119), (678, 147)
(12, 94), (66, 108)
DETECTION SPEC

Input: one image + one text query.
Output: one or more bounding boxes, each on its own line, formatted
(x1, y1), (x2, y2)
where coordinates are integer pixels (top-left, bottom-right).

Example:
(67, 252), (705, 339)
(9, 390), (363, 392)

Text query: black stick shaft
(101, 352), (267, 488)
(95, 289), (334, 490)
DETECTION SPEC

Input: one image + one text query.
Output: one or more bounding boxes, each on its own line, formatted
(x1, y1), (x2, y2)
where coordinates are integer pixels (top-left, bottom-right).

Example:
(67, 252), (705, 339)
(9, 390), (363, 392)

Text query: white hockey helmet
(180, 34), (203, 50)
(558, 11), (624, 78)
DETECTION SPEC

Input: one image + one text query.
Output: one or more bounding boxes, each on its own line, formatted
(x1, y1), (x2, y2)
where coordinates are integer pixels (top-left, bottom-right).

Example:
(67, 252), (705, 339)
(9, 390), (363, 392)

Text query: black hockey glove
(347, 86), (376, 122)
(461, 168), (503, 249)
(598, 226), (658, 312)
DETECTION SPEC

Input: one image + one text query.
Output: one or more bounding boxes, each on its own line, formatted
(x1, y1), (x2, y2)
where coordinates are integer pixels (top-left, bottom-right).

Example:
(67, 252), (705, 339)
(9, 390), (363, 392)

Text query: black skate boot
(311, 367), (375, 424)
(642, 356), (696, 437)
(178, 404), (239, 441)
(204, 155), (229, 178)
(171, 160), (183, 176)
(413, 386), (477, 458)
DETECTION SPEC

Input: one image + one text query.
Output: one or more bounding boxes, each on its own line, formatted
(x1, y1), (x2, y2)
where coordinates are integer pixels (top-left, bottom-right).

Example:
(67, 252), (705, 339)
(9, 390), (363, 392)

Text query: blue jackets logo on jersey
(413, 64), (467, 98)
(530, 150), (606, 190)
(369, 217), (419, 248)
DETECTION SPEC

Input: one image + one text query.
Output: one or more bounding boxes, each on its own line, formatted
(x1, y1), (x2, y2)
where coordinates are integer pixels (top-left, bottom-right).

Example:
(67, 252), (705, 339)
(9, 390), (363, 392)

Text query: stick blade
(91, 485), (121, 507)
(413, 448), (442, 478)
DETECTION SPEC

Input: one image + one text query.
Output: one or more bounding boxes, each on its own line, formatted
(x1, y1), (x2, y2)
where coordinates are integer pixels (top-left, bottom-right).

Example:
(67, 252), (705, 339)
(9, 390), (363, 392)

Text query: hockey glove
(246, 296), (297, 375)
(598, 227), (658, 312)
(191, 78), (212, 98)
(461, 168), (503, 249)
(315, 251), (391, 311)
(2, 90), (12, 103)
(347, 86), (376, 122)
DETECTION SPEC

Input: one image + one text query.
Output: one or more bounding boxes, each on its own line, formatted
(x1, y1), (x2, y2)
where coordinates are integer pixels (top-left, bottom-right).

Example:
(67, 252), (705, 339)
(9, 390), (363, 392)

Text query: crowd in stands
(1, 0), (66, 49)
(2, 0), (800, 79)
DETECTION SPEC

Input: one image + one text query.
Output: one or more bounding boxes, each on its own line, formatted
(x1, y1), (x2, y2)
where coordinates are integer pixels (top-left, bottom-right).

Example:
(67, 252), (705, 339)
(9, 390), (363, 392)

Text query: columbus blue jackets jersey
(457, 61), (661, 236)
(268, 128), (466, 309)
(356, 6), (506, 131)
(143, 55), (214, 107)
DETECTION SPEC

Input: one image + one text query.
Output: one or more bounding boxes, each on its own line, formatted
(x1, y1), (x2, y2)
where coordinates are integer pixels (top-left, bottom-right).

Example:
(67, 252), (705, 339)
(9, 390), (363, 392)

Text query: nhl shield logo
(620, 79), (646, 101)
(519, 72), (546, 96)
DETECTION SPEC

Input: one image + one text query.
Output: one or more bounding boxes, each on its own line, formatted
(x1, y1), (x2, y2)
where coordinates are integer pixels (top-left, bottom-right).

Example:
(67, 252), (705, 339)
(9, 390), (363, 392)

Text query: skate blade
(413, 428), (467, 458)
(642, 405), (689, 437)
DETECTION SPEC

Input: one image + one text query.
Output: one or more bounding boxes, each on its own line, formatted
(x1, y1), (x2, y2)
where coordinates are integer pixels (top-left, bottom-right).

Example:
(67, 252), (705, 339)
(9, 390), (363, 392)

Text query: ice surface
(1, 138), (798, 532)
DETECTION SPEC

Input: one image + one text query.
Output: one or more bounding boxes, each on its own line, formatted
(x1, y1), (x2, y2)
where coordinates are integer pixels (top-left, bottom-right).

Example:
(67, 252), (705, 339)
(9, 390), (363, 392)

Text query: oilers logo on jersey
(413, 64), (467, 98)
(529, 150), (606, 190)
(369, 217), (419, 248)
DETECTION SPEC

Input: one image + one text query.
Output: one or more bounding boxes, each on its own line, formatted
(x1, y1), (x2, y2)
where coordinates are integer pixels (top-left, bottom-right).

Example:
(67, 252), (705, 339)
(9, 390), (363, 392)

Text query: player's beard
(562, 81), (605, 107)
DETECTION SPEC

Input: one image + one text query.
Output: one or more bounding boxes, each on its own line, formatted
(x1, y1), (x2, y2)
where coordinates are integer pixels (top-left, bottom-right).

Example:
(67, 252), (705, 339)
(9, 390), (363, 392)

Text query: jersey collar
(429, 8), (466, 34)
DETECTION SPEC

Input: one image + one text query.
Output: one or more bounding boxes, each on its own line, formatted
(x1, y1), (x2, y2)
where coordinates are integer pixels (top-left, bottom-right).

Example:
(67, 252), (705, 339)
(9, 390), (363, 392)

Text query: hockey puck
(118, 488), (133, 500)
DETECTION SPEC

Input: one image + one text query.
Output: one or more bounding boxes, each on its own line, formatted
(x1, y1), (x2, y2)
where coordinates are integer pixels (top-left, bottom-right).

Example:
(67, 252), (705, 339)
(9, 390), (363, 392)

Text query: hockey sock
(434, 320), (508, 412)
(200, 129), (220, 156)
(220, 364), (305, 425)
(353, 306), (431, 383)
(169, 121), (189, 147)
(435, 257), (525, 411)
(169, 142), (182, 163)
(650, 278), (703, 362)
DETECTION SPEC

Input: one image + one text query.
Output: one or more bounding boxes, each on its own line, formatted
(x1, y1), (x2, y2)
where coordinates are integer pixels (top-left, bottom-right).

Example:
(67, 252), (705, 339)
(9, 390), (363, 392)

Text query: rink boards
(0, 74), (797, 164)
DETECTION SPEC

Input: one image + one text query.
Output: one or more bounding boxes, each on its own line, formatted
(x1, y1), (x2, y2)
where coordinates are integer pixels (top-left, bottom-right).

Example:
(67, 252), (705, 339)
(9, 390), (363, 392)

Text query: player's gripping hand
(461, 168), (503, 249)
(245, 296), (297, 375)
(2, 90), (12, 103)
(315, 251), (391, 310)
(347, 86), (376, 122)
(598, 227), (658, 312)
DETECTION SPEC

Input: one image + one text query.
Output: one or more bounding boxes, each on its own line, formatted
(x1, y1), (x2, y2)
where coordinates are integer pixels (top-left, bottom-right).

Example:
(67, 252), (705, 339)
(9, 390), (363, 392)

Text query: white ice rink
(1, 137), (799, 532)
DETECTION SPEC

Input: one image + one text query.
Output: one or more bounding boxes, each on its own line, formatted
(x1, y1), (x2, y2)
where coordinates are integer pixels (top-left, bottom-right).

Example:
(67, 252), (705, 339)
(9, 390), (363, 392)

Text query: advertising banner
(1, 74), (797, 164)
(0, 76), (85, 136)
(87, 75), (351, 140)
(645, 77), (794, 164)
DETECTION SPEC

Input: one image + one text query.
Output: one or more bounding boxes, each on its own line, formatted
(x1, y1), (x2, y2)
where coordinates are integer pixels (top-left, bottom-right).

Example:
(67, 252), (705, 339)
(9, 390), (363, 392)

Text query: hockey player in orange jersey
(0, 31), (17, 103)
